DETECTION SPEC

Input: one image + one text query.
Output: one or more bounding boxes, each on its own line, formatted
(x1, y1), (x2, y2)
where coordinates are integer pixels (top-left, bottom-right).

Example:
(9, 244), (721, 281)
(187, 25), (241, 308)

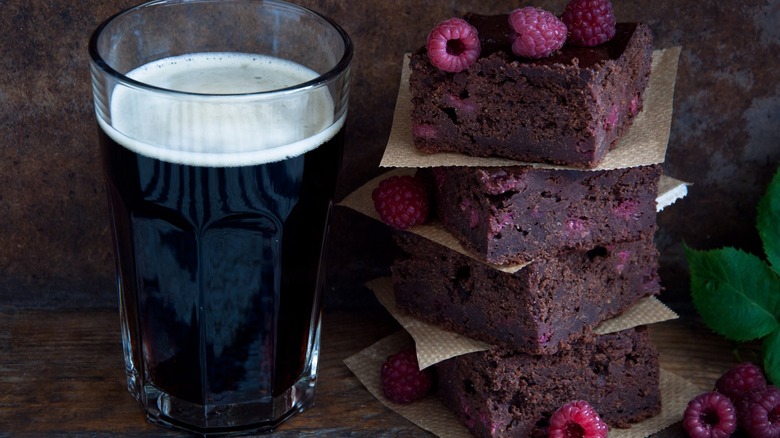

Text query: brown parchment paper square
(657, 175), (691, 211)
(338, 168), (689, 274)
(366, 277), (678, 370)
(369, 277), (492, 368)
(344, 330), (703, 438)
(380, 47), (682, 171)
(344, 331), (473, 438)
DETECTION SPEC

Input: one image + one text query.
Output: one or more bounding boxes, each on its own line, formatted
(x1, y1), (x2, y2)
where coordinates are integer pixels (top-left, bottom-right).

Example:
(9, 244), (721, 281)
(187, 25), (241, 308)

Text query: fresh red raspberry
(426, 17), (481, 72)
(508, 7), (567, 59)
(683, 391), (738, 438)
(380, 348), (433, 404)
(561, 0), (617, 47)
(371, 175), (430, 230)
(715, 362), (768, 401)
(548, 400), (608, 438)
(736, 385), (780, 438)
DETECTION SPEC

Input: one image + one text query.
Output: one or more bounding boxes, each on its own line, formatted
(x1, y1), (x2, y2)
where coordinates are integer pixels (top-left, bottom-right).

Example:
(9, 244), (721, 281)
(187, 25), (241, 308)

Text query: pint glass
(88, 0), (352, 433)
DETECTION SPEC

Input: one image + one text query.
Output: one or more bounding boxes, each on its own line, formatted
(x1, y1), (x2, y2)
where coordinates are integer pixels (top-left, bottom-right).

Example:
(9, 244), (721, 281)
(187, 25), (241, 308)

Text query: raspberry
(426, 18), (481, 72)
(683, 391), (738, 438)
(508, 7), (567, 59)
(548, 400), (608, 438)
(371, 175), (430, 229)
(737, 385), (780, 438)
(561, 0), (617, 47)
(715, 362), (768, 401)
(380, 348), (433, 404)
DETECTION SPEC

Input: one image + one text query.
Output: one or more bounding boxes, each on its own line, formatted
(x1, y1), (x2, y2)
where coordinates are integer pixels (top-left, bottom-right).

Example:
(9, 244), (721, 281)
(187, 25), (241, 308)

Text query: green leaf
(763, 328), (780, 386)
(685, 245), (780, 341)
(758, 166), (780, 276)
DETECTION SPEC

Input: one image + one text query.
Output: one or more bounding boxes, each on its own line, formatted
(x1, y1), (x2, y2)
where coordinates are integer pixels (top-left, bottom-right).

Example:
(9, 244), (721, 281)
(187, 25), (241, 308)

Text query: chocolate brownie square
(391, 231), (660, 355)
(409, 19), (653, 168)
(436, 326), (661, 437)
(424, 164), (661, 265)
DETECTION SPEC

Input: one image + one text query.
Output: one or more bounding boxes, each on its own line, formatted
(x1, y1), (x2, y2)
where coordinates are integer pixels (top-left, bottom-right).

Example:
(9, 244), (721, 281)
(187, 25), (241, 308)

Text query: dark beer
(98, 52), (343, 425)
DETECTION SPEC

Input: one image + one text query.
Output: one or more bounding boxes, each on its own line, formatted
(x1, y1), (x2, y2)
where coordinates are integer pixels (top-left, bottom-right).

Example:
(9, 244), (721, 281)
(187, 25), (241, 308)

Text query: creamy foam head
(97, 52), (342, 167)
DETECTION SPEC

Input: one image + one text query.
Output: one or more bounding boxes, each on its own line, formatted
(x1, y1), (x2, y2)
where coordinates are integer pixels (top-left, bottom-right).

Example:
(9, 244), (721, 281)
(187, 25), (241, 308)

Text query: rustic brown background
(1, 0), (778, 312)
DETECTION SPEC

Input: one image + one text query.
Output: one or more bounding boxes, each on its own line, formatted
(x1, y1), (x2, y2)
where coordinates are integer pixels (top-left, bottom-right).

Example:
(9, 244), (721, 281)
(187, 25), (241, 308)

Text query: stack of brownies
(382, 11), (674, 437)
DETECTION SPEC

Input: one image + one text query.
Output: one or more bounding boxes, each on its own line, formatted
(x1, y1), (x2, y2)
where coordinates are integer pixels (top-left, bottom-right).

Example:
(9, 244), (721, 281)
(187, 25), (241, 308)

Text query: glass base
(126, 371), (317, 436)
(121, 317), (322, 436)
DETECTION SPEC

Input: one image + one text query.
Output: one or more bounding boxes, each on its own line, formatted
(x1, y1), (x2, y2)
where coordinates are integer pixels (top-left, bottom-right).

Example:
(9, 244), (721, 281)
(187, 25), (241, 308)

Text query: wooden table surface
(0, 301), (755, 437)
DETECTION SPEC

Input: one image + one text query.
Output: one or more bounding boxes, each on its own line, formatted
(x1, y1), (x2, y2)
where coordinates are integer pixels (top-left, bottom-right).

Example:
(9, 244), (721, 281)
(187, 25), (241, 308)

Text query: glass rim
(88, 0), (353, 98)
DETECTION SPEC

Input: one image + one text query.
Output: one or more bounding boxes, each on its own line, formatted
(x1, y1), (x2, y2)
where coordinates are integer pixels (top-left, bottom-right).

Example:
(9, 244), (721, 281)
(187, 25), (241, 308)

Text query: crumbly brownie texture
(391, 231), (660, 355)
(436, 326), (661, 438)
(409, 19), (654, 168)
(424, 164), (661, 265)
